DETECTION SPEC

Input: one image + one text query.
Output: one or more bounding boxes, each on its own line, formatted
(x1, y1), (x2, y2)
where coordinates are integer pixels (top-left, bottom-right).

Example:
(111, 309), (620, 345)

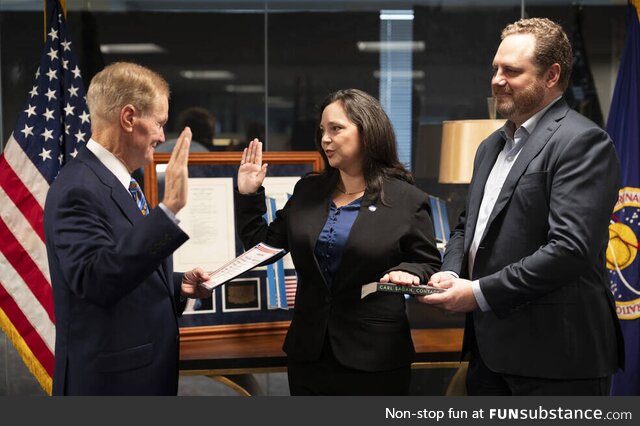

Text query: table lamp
(438, 119), (506, 184)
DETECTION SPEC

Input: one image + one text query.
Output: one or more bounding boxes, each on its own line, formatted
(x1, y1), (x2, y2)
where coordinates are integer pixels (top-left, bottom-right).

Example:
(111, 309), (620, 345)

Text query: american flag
(0, 0), (90, 395)
(285, 276), (297, 308)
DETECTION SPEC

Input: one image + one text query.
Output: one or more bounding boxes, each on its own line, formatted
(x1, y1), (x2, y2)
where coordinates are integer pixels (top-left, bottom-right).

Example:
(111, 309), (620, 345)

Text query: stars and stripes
(0, 0), (91, 395)
(284, 275), (297, 308)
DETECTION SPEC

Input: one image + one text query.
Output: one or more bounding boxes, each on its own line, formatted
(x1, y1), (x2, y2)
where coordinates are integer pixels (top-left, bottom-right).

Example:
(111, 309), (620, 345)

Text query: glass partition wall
(0, 0), (627, 221)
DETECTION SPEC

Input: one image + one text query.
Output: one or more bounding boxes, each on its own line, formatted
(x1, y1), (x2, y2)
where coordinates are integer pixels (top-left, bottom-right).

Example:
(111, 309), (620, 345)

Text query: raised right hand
(238, 138), (268, 194)
(162, 126), (192, 214)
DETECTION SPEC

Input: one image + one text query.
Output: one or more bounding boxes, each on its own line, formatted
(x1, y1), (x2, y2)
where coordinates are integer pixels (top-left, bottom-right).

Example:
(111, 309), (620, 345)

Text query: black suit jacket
(44, 147), (189, 395)
(235, 174), (441, 372)
(442, 99), (624, 379)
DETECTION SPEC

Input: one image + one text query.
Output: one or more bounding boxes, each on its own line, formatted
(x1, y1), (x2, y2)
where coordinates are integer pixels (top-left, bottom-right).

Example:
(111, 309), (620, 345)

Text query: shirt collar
(86, 138), (132, 190)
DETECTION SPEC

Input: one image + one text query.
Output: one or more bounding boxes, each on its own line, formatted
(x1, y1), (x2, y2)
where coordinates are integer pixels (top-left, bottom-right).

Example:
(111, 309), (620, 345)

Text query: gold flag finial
(44, 1), (67, 42)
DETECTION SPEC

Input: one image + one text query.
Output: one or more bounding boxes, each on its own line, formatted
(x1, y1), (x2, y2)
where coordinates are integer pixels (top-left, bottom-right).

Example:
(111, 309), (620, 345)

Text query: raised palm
(238, 138), (268, 194)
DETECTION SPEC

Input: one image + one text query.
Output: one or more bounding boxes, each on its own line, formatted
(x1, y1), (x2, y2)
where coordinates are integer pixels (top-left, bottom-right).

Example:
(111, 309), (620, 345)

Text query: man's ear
(545, 63), (561, 89)
(120, 104), (136, 133)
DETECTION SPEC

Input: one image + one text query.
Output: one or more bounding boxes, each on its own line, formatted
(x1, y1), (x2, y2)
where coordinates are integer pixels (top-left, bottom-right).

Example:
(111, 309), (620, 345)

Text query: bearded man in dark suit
(421, 18), (624, 396)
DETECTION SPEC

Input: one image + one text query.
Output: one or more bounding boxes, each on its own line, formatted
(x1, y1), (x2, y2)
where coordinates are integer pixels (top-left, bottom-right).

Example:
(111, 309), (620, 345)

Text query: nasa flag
(607, 0), (640, 396)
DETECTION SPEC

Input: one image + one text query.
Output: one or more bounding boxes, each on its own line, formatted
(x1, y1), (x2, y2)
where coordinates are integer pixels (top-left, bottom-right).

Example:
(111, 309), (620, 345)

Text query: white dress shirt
(469, 97), (561, 311)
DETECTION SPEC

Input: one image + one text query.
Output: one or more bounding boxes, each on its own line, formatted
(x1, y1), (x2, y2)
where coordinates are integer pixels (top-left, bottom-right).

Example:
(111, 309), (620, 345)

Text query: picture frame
(222, 278), (261, 313)
(144, 151), (323, 206)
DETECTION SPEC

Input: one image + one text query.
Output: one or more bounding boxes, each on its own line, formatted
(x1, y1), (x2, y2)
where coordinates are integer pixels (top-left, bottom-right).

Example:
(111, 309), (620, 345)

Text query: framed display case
(144, 151), (323, 340)
(144, 151), (463, 390)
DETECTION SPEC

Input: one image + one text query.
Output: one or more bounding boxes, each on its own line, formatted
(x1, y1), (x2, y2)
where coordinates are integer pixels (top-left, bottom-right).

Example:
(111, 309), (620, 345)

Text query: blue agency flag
(606, 0), (640, 396)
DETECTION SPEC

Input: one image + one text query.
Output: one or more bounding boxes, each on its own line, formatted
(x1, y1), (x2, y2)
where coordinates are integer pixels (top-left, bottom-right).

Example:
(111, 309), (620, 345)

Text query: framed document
(173, 178), (235, 272)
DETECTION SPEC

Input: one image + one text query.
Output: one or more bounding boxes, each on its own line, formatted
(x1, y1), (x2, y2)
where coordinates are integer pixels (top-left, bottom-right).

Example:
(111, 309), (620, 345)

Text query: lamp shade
(438, 119), (505, 184)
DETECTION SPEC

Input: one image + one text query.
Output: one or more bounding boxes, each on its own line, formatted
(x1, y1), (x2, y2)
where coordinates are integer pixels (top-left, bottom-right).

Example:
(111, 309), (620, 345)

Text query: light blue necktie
(129, 178), (149, 216)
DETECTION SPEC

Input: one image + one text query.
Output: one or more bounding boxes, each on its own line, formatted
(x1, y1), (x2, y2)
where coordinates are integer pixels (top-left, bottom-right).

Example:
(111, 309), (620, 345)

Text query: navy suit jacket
(44, 147), (189, 395)
(442, 99), (624, 379)
(235, 174), (441, 372)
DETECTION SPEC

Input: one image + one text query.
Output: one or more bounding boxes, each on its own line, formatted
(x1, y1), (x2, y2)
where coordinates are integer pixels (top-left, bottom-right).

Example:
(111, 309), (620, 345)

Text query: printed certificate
(173, 177), (235, 272)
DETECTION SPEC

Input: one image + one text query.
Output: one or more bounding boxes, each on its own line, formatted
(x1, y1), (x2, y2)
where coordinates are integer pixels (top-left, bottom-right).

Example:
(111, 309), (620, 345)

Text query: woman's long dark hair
(315, 89), (413, 205)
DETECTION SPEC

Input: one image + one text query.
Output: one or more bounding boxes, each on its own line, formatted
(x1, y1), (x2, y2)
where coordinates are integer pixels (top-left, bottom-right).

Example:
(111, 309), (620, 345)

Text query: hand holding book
(361, 282), (445, 299)
(363, 270), (446, 298)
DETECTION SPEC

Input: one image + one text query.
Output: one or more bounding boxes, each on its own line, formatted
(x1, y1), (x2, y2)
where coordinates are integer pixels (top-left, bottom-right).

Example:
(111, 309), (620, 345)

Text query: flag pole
(44, 0), (67, 42)
(2, 0), (91, 395)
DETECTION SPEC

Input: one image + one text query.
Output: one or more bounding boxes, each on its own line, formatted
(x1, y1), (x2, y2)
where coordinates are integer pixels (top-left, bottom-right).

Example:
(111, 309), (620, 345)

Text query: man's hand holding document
(199, 243), (286, 291)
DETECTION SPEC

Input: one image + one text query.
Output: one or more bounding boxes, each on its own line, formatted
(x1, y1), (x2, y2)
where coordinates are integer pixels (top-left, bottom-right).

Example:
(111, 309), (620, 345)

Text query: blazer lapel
(78, 148), (142, 226)
(304, 174), (336, 290)
(464, 134), (505, 253)
(79, 147), (173, 293)
(480, 100), (568, 242)
(329, 192), (375, 292)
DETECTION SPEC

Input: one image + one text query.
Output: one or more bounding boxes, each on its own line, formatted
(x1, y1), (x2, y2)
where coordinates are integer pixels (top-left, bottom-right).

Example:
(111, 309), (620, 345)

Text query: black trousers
(466, 345), (611, 396)
(287, 337), (411, 396)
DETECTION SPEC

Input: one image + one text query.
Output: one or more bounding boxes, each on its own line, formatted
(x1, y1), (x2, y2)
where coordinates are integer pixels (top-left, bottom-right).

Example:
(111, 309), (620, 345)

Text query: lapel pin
(368, 205), (377, 212)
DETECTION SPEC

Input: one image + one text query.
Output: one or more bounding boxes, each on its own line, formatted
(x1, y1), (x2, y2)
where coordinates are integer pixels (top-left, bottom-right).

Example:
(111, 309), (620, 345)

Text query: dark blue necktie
(129, 178), (149, 216)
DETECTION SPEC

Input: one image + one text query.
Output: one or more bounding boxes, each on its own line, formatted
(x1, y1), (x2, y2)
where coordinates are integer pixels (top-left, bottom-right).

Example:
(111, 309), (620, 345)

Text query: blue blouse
(314, 197), (362, 286)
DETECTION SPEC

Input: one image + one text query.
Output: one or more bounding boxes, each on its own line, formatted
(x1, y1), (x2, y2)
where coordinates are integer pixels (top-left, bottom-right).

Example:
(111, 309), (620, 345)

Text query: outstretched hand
(238, 139), (268, 195)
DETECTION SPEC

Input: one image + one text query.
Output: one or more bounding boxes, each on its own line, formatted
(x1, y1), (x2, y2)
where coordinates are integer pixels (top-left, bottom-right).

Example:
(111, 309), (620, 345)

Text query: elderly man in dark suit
(44, 62), (211, 395)
(421, 18), (624, 395)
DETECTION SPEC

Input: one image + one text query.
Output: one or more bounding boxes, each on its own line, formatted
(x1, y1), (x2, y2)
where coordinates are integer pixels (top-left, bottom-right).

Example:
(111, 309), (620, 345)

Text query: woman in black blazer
(235, 89), (441, 395)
